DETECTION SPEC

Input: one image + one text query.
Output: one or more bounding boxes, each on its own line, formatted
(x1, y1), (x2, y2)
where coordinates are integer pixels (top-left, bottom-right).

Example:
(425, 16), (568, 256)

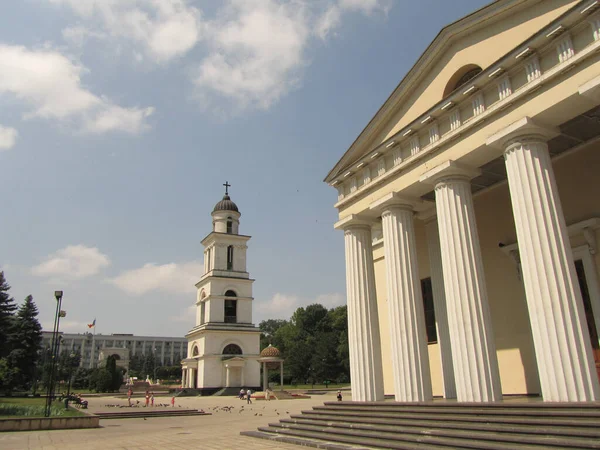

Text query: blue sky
(0, 0), (490, 337)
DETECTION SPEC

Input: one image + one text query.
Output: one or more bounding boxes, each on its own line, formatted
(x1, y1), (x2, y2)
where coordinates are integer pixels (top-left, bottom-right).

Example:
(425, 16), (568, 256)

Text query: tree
(7, 295), (42, 390)
(105, 355), (122, 391)
(0, 272), (17, 359)
(259, 319), (288, 349)
(142, 353), (155, 378)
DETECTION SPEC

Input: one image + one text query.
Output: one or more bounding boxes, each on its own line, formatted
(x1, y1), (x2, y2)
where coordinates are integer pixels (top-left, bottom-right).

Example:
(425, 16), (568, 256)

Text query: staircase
(241, 401), (600, 449)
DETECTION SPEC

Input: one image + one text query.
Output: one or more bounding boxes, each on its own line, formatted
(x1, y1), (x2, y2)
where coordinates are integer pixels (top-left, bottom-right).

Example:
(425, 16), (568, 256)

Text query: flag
(87, 318), (96, 328)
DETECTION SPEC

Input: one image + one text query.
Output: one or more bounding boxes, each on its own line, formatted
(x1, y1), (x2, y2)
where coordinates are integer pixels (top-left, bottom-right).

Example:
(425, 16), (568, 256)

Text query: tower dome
(213, 194), (239, 213)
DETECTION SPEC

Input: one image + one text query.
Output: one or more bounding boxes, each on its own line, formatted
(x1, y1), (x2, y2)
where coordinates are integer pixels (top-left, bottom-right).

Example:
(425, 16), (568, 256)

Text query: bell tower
(182, 182), (261, 393)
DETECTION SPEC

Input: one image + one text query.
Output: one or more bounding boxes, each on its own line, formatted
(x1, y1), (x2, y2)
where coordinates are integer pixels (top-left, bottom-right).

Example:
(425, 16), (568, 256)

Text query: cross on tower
(223, 181), (231, 195)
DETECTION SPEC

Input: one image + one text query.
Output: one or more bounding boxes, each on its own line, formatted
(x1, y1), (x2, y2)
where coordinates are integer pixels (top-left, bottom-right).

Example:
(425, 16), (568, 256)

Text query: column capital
(369, 192), (426, 214)
(420, 160), (481, 186)
(486, 116), (558, 150)
(334, 214), (374, 230)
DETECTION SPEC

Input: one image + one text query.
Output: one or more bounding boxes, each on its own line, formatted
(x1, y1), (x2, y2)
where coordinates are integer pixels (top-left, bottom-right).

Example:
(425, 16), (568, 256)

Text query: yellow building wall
(372, 140), (600, 396)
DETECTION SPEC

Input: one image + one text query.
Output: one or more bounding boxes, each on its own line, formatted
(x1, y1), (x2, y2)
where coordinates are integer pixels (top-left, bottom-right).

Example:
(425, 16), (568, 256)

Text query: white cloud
(193, 0), (309, 112)
(49, 0), (202, 62)
(170, 304), (195, 324)
(315, 292), (345, 308)
(109, 261), (203, 295)
(0, 44), (154, 134)
(48, 0), (391, 112)
(317, 0), (390, 40)
(256, 293), (299, 318)
(256, 291), (345, 320)
(0, 125), (18, 150)
(32, 245), (110, 279)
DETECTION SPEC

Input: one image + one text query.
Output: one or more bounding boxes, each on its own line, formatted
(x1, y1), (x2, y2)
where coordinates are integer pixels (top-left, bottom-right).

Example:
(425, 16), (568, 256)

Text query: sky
(0, 0), (491, 337)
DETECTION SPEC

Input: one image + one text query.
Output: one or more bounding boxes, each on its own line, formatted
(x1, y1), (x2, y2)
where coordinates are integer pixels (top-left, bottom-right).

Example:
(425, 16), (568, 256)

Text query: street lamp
(44, 290), (64, 418)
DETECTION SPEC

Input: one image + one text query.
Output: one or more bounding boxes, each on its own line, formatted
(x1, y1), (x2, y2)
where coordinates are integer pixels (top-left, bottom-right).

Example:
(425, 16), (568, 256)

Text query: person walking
(145, 390), (150, 407)
(150, 392), (154, 407)
(246, 388), (252, 404)
(127, 388), (133, 407)
(337, 390), (343, 401)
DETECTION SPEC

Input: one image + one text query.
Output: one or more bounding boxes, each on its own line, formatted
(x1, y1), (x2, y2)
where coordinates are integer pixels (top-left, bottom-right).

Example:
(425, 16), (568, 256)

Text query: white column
(182, 369), (187, 388)
(421, 161), (502, 402)
(373, 196), (432, 402)
(340, 216), (385, 402)
(262, 362), (268, 390)
(500, 131), (600, 402)
(424, 216), (457, 399)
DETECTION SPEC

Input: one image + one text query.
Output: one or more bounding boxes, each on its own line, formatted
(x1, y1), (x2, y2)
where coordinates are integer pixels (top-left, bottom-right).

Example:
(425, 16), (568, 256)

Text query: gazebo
(258, 344), (284, 391)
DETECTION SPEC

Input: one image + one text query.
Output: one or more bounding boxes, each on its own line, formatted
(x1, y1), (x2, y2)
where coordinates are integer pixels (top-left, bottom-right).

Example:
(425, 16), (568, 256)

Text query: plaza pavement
(0, 391), (341, 450)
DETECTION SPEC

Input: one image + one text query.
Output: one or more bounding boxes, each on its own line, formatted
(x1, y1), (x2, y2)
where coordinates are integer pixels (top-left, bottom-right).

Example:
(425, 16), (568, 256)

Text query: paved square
(0, 392), (340, 450)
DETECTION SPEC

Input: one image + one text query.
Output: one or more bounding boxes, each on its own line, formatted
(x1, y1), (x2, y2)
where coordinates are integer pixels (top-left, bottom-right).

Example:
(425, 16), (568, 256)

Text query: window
(592, 14), (600, 41)
(377, 158), (386, 177)
(443, 65), (482, 97)
(392, 148), (402, 166)
(227, 245), (234, 270)
(222, 344), (242, 355)
(497, 76), (512, 100)
(349, 177), (357, 193)
(525, 56), (541, 82)
(421, 278), (437, 344)
(410, 136), (420, 156)
(227, 218), (233, 234)
(472, 93), (485, 116)
(224, 300), (237, 323)
(428, 123), (439, 145)
(363, 167), (371, 185)
(200, 302), (206, 324)
(450, 109), (461, 131)
(556, 35), (574, 63)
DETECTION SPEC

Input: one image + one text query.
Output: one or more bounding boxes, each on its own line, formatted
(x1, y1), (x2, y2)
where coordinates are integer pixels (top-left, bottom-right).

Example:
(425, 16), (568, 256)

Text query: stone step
(241, 429), (461, 450)
(322, 401), (600, 410)
(317, 403), (600, 417)
(300, 409), (600, 427)
(271, 419), (600, 448)
(283, 415), (600, 438)
(256, 425), (569, 450)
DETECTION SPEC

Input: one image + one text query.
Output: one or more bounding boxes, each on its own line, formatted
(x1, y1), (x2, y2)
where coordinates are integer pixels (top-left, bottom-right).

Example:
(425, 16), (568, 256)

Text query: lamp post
(44, 290), (63, 418)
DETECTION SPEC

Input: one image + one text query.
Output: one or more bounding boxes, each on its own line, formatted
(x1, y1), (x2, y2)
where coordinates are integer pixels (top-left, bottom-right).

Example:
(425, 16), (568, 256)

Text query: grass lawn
(0, 397), (85, 418)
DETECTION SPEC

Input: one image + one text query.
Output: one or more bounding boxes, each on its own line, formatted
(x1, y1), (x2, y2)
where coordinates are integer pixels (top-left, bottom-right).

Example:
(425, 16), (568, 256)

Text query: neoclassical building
(326, 0), (600, 403)
(181, 186), (261, 392)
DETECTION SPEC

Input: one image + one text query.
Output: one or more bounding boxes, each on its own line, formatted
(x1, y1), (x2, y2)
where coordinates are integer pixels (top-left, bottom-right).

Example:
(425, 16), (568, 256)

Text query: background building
(42, 331), (188, 369)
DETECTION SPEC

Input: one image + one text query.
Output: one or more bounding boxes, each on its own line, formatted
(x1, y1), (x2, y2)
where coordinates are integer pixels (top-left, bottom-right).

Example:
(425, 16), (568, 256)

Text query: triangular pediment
(325, 0), (580, 183)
